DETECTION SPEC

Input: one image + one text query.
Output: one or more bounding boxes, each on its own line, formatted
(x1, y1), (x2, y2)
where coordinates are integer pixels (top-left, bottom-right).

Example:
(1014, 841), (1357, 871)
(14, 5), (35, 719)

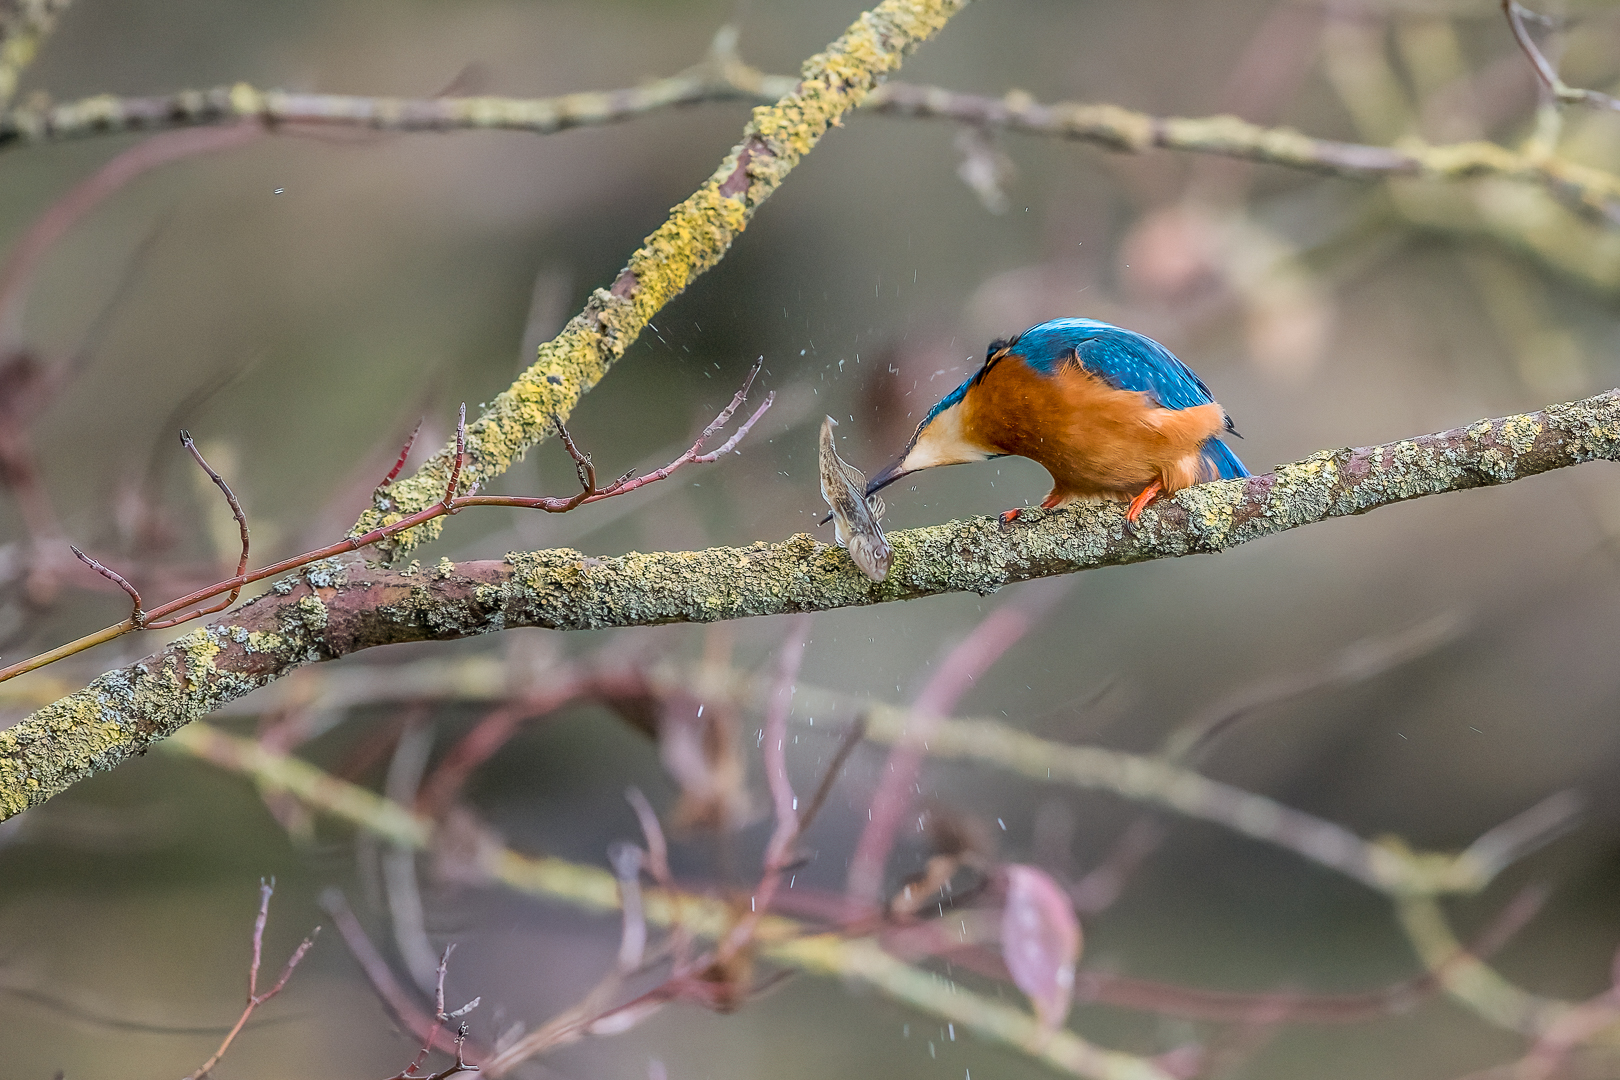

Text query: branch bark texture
(4, 390), (1619, 821)
(348, 0), (970, 560)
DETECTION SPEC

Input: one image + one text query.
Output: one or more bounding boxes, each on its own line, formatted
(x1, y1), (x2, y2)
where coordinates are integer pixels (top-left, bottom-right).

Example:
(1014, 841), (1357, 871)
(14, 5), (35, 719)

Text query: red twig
(380, 421), (423, 490)
(186, 878), (319, 1080)
(0, 368), (772, 683)
(146, 431), (251, 629)
(68, 544), (144, 628)
(443, 405), (467, 509)
(846, 579), (1072, 902)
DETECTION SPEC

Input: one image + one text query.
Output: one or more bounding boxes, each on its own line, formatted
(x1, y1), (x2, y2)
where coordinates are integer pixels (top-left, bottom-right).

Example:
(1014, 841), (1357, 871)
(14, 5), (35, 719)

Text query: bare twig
(0, 370), (772, 684)
(67, 545), (143, 628)
(1503, 0), (1620, 112)
(797, 716), (867, 834)
(624, 786), (672, 887)
(379, 422), (422, 492)
(165, 721), (1589, 1080)
(0, 125), (262, 345)
(146, 430), (251, 629)
(1160, 613), (1466, 762)
(416, 683), (584, 817)
(389, 944), (481, 1080)
(186, 878), (319, 1080)
(321, 889), (474, 1063)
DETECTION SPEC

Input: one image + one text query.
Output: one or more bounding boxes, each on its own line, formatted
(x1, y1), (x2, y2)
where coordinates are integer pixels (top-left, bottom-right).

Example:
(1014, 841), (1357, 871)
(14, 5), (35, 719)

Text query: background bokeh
(4, 0), (1620, 1077)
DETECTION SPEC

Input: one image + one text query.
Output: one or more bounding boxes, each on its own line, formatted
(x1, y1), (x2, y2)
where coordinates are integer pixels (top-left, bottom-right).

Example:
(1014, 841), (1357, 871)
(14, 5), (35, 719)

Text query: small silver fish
(819, 416), (892, 582)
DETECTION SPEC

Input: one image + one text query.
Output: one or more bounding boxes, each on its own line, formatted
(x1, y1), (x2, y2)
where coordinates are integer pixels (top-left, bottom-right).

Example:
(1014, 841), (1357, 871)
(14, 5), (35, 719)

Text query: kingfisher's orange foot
(999, 508), (1024, 525)
(1124, 479), (1165, 524)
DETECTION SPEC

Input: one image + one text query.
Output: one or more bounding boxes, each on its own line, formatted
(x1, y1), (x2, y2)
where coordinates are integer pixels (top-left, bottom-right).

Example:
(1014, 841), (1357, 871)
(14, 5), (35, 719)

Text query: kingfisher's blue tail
(1201, 438), (1250, 480)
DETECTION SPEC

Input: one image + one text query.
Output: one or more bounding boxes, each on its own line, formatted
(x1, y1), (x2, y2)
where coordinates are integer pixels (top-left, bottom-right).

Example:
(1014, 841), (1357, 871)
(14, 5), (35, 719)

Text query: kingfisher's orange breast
(959, 356), (1226, 501)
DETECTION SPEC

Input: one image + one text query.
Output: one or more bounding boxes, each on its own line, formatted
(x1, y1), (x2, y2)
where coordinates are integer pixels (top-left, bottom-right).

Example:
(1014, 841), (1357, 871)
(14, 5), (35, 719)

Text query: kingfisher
(866, 318), (1249, 524)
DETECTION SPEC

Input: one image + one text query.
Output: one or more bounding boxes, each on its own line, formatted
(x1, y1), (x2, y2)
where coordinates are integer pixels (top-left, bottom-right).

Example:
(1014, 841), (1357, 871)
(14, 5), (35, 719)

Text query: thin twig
(321, 889), (474, 1064)
(0, 369), (772, 684)
(624, 786), (672, 887)
(147, 431), (251, 629)
(442, 405), (466, 509)
(391, 944), (482, 1079)
(797, 716), (867, 834)
(380, 422), (422, 490)
(164, 721), (1582, 1080)
(67, 545), (143, 627)
(1503, 0), (1620, 112)
(186, 878), (319, 1080)
(384, 718), (441, 997)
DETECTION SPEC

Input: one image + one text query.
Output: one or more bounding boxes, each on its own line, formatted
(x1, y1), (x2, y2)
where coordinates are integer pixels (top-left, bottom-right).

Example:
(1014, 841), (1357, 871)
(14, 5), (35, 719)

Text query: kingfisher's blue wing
(1012, 318), (1215, 409)
(1012, 318), (1250, 479)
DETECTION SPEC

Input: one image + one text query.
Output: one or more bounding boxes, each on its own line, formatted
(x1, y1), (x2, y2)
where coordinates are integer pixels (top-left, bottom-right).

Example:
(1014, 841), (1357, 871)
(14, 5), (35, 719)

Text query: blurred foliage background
(4, 0), (1620, 1077)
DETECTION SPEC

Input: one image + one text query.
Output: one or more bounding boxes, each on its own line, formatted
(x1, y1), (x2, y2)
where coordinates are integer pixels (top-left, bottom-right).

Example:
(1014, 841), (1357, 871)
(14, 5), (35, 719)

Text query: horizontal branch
(3, 390), (1618, 820)
(0, 58), (793, 145)
(10, 69), (1620, 223)
(867, 83), (1620, 222)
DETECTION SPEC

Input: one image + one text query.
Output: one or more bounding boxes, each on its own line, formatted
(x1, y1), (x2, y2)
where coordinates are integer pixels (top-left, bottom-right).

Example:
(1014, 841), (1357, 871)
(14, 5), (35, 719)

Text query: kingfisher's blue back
(1010, 318), (1249, 480)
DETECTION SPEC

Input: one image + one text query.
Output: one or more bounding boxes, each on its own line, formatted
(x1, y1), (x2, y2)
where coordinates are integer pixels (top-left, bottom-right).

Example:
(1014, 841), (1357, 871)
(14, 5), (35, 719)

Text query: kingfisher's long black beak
(817, 457), (911, 526)
(865, 458), (911, 498)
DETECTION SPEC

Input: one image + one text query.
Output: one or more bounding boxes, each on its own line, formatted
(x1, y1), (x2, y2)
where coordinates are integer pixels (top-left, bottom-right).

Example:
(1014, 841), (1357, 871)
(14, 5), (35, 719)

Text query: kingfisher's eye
(985, 338), (1010, 362)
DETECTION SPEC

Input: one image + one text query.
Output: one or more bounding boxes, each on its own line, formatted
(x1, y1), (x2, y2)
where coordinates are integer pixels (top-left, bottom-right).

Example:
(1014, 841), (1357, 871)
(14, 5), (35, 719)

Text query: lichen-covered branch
(12, 68), (1620, 226)
(161, 722), (1177, 1080)
(349, 0), (970, 560)
(0, 30), (796, 147)
(4, 390), (1618, 821)
(865, 83), (1620, 223)
(0, 0), (69, 109)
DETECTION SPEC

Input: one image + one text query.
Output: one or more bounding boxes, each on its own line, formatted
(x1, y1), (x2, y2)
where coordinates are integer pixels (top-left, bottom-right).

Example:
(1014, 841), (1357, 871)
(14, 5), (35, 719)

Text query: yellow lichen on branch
(352, 0), (973, 561)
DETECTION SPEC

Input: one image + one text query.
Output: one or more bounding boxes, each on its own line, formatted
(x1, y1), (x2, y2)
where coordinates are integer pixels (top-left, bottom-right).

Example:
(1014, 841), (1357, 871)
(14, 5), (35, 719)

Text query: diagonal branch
(346, 0), (972, 561)
(4, 389), (1620, 821)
